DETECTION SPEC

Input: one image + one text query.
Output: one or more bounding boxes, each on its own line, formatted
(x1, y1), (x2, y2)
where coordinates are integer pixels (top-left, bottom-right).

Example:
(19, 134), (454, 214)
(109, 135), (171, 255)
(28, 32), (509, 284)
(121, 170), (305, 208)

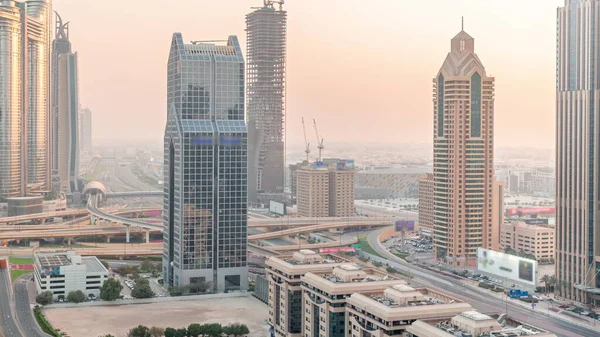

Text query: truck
(0, 258), (7, 269)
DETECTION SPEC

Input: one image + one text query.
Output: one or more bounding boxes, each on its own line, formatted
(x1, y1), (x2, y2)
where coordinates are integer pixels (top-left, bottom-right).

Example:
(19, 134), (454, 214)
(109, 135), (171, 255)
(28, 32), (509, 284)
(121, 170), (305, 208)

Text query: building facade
(0, 0), (52, 198)
(51, 12), (79, 195)
(433, 28), (499, 267)
(34, 251), (109, 300)
(296, 160), (355, 217)
(356, 167), (432, 198)
(500, 222), (555, 261)
(266, 250), (348, 337)
(418, 173), (434, 233)
(288, 160), (308, 205)
(79, 107), (92, 155)
(556, 0), (600, 304)
(246, 1), (287, 202)
(346, 285), (471, 337)
(163, 34), (248, 292)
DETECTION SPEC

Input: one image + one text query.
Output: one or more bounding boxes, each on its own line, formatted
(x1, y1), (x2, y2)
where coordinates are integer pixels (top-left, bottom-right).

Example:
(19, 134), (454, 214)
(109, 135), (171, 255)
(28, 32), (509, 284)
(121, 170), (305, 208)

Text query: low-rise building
(34, 251), (109, 300)
(302, 264), (403, 337)
(346, 284), (472, 337)
(500, 222), (555, 261)
(406, 311), (557, 337)
(266, 250), (349, 337)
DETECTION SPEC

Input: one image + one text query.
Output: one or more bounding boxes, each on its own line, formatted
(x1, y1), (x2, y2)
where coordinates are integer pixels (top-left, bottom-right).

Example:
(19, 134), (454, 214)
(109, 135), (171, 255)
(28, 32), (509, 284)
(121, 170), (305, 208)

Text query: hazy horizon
(55, 0), (562, 149)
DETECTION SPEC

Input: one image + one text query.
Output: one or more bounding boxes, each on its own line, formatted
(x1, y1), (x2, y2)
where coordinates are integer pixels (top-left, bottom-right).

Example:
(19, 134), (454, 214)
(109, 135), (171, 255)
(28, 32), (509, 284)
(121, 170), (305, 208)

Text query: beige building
(432, 28), (501, 267)
(418, 173), (434, 233)
(357, 167), (432, 198)
(265, 250), (350, 337)
(296, 161), (355, 217)
(500, 222), (555, 261)
(346, 284), (471, 337)
(406, 311), (556, 337)
(302, 264), (404, 337)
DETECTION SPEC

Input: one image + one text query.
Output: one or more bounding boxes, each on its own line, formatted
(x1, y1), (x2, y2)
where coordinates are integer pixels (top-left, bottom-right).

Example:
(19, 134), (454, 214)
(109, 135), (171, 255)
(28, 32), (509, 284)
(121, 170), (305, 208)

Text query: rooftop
(81, 257), (108, 273)
(366, 285), (452, 308)
(37, 254), (72, 268)
(282, 250), (345, 265)
(431, 312), (557, 337)
(318, 264), (392, 284)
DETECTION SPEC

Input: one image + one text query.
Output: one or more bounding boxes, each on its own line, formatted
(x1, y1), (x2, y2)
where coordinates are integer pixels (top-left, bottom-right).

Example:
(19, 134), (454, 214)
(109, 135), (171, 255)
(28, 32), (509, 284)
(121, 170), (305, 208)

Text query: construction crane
(302, 118), (311, 162)
(263, 0), (284, 10)
(313, 119), (324, 162)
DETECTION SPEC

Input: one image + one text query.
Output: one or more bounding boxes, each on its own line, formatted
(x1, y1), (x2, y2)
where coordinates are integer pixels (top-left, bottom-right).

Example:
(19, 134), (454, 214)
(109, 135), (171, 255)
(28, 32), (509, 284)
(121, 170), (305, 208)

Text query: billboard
(507, 207), (555, 215)
(40, 266), (61, 277)
(269, 200), (286, 216)
(319, 247), (356, 253)
(395, 220), (415, 232)
(477, 248), (537, 286)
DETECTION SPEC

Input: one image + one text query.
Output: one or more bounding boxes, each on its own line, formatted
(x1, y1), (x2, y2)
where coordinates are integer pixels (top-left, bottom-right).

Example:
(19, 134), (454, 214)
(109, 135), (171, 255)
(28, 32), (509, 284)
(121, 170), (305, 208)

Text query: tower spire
(462, 16), (464, 31)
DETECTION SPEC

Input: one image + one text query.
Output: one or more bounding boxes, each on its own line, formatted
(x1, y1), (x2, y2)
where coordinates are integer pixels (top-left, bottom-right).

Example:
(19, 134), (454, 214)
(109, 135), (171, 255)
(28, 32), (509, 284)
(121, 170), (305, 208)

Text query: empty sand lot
(44, 296), (269, 337)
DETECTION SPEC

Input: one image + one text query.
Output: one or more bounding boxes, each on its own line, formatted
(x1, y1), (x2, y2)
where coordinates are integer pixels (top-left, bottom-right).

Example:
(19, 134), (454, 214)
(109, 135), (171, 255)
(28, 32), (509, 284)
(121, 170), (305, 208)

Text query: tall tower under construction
(246, 0), (287, 203)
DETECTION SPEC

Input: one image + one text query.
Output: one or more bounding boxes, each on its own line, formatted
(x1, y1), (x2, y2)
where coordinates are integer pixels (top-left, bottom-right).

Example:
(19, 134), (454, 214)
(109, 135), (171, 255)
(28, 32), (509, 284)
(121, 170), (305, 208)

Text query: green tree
(67, 290), (86, 303)
(175, 328), (187, 337)
(164, 327), (177, 337)
(187, 323), (204, 337)
(149, 326), (164, 337)
(226, 323), (249, 337)
(541, 275), (550, 295)
(549, 275), (557, 294)
(100, 260), (110, 270)
(35, 291), (53, 305)
(204, 323), (222, 337)
(189, 280), (211, 294)
(127, 325), (150, 337)
(140, 259), (153, 272)
(386, 266), (397, 274)
(98, 335), (115, 337)
(99, 278), (123, 301)
(131, 278), (155, 299)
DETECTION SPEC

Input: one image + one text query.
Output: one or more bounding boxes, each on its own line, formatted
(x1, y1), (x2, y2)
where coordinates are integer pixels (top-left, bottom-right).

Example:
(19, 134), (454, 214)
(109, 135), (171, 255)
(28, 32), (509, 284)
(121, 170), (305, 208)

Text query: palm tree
(557, 279), (571, 298)
(549, 275), (557, 295)
(541, 275), (550, 295)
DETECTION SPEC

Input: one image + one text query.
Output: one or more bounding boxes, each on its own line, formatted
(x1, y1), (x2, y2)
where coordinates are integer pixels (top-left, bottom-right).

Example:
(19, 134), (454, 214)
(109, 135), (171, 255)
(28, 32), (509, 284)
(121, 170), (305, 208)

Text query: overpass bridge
(107, 191), (162, 198)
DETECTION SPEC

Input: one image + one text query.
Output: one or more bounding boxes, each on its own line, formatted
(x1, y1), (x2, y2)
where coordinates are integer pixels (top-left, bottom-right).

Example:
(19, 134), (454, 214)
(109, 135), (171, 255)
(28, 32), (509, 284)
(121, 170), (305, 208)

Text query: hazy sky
(55, 0), (563, 149)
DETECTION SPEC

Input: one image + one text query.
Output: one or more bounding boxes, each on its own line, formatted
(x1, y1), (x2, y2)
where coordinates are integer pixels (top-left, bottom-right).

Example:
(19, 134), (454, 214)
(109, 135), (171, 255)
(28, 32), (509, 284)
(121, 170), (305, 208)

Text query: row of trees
(100, 323), (249, 337)
(503, 246), (537, 261)
(36, 290), (90, 305)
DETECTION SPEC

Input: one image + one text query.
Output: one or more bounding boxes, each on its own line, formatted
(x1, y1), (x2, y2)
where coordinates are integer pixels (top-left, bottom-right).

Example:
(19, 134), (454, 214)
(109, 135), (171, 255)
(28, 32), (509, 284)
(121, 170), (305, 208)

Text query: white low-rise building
(34, 251), (109, 299)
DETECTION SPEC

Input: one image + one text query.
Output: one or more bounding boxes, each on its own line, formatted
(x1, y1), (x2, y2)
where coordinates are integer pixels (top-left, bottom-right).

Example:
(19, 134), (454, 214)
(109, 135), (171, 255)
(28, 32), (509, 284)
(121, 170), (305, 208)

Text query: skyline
(53, 0), (562, 149)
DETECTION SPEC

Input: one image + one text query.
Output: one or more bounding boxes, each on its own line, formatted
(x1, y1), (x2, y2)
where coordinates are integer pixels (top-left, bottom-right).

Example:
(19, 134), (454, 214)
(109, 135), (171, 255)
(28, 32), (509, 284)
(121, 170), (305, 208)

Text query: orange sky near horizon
(54, 0), (563, 149)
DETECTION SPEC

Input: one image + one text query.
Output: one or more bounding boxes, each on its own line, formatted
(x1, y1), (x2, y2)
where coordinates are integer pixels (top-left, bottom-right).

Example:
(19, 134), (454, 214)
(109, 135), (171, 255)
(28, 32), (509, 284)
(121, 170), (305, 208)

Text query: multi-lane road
(366, 228), (599, 337)
(0, 269), (22, 337)
(14, 275), (48, 337)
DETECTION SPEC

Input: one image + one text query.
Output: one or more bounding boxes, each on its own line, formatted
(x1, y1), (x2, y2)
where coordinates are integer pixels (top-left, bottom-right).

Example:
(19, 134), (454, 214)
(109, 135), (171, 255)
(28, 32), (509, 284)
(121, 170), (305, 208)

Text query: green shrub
(33, 306), (60, 337)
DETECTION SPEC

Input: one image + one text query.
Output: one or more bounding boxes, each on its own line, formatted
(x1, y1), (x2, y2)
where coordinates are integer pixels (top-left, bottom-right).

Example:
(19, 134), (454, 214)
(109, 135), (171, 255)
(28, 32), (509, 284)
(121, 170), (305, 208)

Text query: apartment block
(406, 311), (556, 337)
(418, 173), (434, 233)
(500, 222), (555, 261)
(302, 264), (403, 337)
(296, 160), (355, 217)
(34, 251), (109, 300)
(346, 284), (471, 336)
(265, 250), (349, 337)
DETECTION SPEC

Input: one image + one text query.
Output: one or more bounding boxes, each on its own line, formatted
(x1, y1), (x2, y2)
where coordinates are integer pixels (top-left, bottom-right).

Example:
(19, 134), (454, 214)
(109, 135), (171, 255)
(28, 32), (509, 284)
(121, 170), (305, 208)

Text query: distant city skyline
(53, 0), (562, 149)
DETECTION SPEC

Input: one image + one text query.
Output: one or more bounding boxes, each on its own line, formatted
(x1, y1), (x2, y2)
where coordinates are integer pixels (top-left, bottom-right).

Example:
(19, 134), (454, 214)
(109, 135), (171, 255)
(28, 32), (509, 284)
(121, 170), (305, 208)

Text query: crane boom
(302, 118), (310, 162)
(313, 119), (324, 162)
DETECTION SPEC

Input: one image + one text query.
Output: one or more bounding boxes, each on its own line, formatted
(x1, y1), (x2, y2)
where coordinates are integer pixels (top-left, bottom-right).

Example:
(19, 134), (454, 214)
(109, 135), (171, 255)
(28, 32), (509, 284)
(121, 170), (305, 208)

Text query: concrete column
(145, 230), (150, 244)
(125, 226), (130, 243)
(106, 236), (111, 243)
(90, 214), (95, 225)
(67, 237), (72, 246)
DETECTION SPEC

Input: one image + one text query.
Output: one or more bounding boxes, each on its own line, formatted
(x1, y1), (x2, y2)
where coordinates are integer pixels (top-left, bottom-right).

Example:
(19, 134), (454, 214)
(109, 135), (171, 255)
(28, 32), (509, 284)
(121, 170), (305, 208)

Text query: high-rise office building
(163, 33), (248, 292)
(418, 173), (434, 234)
(557, 0), (600, 304)
(246, 1), (287, 202)
(0, 0), (51, 198)
(51, 13), (79, 195)
(432, 27), (499, 267)
(79, 107), (92, 154)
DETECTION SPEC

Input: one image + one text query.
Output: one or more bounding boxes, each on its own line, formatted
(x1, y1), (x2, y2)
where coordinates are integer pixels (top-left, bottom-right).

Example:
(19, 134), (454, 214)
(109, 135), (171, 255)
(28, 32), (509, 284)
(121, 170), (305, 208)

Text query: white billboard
(269, 200), (286, 216)
(477, 248), (537, 286)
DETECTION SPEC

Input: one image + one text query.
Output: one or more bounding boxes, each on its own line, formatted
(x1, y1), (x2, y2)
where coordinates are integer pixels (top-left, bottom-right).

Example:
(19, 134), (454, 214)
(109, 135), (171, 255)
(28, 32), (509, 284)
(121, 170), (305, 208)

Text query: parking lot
(382, 235), (433, 259)
(111, 272), (168, 299)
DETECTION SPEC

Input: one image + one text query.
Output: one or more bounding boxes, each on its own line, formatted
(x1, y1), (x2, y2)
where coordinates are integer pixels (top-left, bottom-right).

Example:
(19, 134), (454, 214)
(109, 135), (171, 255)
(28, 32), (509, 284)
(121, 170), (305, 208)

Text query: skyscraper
(52, 12), (79, 195)
(79, 107), (92, 155)
(0, 0), (51, 198)
(163, 33), (248, 292)
(246, 0), (287, 203)
(557, 0), (600, 304)
(432, 27), (500, 267)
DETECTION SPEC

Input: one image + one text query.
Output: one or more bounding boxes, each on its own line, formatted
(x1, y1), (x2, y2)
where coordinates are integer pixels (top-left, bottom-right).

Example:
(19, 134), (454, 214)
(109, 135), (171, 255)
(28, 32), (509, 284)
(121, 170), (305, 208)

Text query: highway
(365, 227), (599, 337)
(0, 269), (23, 337)
(14, 275), (49, 337)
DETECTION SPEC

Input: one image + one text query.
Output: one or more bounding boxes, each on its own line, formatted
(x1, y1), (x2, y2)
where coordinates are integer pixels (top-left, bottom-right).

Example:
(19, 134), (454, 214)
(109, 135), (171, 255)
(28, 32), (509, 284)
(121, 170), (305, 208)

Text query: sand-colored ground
(44, 296), (269, 337)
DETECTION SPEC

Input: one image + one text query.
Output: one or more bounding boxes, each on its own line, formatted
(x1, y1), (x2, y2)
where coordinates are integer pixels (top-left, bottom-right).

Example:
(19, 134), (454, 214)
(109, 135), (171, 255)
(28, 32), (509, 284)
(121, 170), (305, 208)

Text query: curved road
(366, 227), (599, 337)
(0, 269), (22, 337)
(14, 275), (49, 337)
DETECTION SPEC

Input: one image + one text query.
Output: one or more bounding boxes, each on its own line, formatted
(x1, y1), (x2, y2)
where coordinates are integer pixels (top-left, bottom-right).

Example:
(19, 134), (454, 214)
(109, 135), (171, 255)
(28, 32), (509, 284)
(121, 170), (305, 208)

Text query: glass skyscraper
(163, 33), (248, 292)
(557, 0), (600, 304)
(0, 0), (52, 198)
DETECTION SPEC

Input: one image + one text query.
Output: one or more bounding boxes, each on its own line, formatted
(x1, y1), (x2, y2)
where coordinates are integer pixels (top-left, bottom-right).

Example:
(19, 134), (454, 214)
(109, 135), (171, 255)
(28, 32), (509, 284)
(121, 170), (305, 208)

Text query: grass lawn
(357, 234), (384, 258)
(9, 257), (34, 265)
(11, 269), (33, 282)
